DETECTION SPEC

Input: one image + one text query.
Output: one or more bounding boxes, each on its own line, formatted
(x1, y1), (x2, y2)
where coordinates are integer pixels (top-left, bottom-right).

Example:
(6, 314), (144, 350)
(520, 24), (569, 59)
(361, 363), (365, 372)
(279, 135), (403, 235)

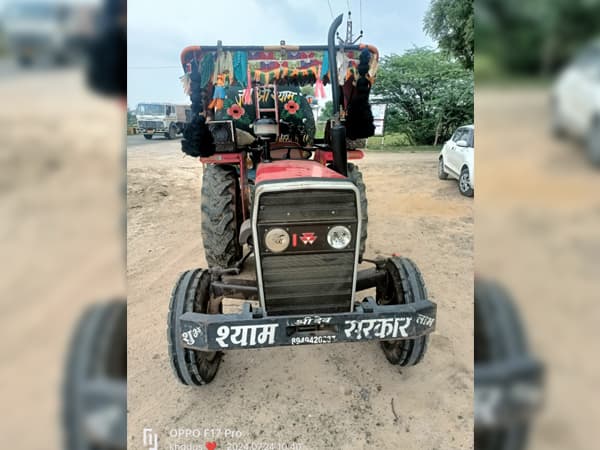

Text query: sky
(127, 0), (435, 109)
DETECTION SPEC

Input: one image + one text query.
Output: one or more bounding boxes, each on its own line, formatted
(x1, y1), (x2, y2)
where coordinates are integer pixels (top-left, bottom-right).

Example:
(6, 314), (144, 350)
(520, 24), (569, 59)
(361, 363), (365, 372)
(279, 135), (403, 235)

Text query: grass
(365, 133), (441, 153)
(475, 54), (554, 88)
(314, 126), (441, 153)
(366, 145), (442, 153)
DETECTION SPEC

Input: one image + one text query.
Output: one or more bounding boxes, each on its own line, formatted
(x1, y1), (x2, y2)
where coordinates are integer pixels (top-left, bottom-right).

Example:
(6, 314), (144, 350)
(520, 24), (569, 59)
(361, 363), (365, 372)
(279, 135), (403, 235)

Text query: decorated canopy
(180, 44), (379, 146)
(180, 44), (379, 88)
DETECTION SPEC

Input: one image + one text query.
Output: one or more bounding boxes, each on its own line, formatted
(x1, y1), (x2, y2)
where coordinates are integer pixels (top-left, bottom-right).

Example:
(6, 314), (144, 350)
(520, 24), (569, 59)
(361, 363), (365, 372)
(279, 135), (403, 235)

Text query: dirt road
(127, 142), (473, 449)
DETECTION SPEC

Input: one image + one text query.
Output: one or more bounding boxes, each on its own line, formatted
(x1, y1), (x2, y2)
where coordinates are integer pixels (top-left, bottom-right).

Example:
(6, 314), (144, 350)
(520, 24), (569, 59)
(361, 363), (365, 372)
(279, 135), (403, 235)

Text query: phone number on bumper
(290, 335), (336, 345)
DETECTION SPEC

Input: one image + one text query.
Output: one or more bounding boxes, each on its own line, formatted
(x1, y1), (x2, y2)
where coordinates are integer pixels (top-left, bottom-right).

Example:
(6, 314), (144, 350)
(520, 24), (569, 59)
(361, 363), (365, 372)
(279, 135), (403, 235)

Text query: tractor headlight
(265, 228), (290, 253)
(327, 226), (352, 249)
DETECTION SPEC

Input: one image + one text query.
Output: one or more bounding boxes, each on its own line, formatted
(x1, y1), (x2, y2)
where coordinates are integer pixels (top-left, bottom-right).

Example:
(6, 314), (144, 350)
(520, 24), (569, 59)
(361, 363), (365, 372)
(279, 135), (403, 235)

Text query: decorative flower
(284, 100), (300, 114)
(226, 104), (245, 120)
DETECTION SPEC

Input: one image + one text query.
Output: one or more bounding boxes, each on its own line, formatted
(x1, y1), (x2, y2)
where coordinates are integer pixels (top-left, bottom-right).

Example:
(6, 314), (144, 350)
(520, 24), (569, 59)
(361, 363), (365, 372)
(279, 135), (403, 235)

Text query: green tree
(476, 0), (600, 76)
(127, 109), (137, 126)
(372, 48), (473, 145)
(300, 85), (315, 97)
(320, 100), (334, 121)
(424, 0), (474, 70)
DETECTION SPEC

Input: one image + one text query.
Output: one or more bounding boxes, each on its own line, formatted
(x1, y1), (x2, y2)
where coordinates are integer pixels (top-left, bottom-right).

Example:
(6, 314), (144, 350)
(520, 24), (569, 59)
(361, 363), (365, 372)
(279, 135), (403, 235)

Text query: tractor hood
(255, 160), (346, 184)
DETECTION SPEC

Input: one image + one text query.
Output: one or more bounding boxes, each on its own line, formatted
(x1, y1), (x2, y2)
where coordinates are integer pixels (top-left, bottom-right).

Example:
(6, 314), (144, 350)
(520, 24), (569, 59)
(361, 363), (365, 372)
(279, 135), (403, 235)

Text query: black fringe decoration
(181, 115), (215, 157)
(345, 49), (375, 140)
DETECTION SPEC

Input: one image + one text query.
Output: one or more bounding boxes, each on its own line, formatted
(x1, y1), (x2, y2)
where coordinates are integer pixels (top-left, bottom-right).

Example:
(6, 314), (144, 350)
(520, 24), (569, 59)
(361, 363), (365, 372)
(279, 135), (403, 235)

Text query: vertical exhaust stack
(328, 14), (348, 177)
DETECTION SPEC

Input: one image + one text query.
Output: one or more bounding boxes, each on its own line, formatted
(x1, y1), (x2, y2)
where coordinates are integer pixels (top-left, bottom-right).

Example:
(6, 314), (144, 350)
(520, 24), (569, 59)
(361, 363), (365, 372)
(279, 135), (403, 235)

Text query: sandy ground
(0, 66), (125, 449)
(476, 87), (600, 450)
(127, 139), (474, 450)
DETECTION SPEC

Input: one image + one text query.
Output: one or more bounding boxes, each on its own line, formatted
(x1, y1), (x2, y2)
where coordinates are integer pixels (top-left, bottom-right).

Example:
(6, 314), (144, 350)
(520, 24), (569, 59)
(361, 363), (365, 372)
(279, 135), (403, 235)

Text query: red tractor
(168, 15), (437, 385)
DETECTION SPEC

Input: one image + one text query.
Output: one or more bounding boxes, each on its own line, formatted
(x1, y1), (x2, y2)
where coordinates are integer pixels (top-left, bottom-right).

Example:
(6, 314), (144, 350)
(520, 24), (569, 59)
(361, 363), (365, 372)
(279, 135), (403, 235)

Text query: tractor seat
(269, 145), (312, 160)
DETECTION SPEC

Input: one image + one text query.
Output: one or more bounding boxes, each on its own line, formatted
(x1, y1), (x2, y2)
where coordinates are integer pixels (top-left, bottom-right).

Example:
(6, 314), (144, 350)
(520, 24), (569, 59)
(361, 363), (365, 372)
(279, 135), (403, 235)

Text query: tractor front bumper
(179, 297), (436, 351)
(475, 357), (544, 429)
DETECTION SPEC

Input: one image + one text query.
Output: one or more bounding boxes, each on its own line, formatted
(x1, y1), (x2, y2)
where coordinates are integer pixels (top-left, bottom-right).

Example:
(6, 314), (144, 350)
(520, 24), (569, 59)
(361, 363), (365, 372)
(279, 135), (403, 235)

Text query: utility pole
(337, 11), (363, 46)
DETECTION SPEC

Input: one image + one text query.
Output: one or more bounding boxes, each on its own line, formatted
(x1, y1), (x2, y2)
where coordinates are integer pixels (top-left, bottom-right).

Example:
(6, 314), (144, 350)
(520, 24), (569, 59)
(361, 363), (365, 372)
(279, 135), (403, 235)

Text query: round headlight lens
(265, 228), (290, 253)
(327, 225), (352, 249)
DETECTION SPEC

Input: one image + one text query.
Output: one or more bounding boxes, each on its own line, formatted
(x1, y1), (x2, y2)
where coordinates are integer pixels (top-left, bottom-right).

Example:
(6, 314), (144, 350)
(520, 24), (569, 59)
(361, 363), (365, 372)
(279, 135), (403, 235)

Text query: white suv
(438, 124), (474, 197)
(552, 40), (600, 165)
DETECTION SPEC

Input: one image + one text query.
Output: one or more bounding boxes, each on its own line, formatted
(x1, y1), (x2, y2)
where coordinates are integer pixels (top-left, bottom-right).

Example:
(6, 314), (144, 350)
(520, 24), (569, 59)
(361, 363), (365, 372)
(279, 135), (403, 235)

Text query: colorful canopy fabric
(180, 45), (378, 87)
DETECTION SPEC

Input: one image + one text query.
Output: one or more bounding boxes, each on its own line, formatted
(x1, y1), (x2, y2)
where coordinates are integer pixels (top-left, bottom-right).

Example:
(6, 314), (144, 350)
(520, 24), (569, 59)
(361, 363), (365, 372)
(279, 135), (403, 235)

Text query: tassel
(315, 77), (326, 98)
(243, 87), (252, 105)
(242, 64), (252, 105)
(180, 73), (191, 96)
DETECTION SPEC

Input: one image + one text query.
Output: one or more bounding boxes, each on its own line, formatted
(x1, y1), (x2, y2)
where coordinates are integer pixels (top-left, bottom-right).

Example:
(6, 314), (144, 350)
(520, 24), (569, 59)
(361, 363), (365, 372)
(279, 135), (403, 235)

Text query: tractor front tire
(377, 257), (430, 366)
(201, 164), (243, 268)
(474, 278), (537, 450)
(143, 134), (153, 140)
(63, 300), (126, 450)
(167, 269), (222, 385)
(347, 163), (368, 258)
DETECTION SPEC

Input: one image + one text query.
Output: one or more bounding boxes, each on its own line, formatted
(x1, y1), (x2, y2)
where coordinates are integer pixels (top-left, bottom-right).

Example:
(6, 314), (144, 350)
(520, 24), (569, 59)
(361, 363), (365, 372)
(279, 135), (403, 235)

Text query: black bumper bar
(179, 297), (436, 351)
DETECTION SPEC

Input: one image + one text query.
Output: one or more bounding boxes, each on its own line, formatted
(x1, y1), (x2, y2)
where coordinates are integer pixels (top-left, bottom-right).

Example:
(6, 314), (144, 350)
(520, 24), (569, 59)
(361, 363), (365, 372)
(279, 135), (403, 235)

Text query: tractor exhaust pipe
(328, 14), (348, 176)
(328, 14), (343, 117)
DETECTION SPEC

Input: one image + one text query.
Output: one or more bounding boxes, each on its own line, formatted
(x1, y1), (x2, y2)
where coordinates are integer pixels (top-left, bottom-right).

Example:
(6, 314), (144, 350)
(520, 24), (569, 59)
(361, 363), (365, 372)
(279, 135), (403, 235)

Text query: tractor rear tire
(347, 163), (368, 258)
(201, 164), (243, 268)
(167, 269), (222, 385)
(377, 257), (430, 366)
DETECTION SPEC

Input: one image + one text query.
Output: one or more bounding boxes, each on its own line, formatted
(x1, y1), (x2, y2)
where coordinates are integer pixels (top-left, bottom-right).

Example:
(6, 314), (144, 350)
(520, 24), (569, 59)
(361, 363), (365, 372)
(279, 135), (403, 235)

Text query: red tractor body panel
(313, 149), (365, 165)
(256, 160), (346, 184)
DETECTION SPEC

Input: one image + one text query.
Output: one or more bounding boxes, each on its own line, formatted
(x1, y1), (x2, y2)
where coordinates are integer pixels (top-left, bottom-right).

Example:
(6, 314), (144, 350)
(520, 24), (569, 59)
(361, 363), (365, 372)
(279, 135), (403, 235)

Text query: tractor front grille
(255, 187), (359, 316)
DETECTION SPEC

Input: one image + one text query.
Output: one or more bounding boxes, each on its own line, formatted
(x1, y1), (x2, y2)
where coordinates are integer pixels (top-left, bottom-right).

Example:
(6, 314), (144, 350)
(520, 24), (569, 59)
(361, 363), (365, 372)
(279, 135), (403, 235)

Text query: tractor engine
(253, 163), (361, 315)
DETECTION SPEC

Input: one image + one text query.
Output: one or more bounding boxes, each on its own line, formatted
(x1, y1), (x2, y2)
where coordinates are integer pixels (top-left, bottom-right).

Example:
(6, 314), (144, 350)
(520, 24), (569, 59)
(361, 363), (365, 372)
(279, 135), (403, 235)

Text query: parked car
(438, 124), (474, 197)
(551, 40), (600, 165)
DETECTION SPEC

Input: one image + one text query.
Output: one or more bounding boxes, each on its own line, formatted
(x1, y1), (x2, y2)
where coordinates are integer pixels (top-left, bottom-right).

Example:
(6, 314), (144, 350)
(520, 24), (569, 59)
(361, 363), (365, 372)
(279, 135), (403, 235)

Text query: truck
(135, 103), (191, 140)
(1, 1), (95, 67)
